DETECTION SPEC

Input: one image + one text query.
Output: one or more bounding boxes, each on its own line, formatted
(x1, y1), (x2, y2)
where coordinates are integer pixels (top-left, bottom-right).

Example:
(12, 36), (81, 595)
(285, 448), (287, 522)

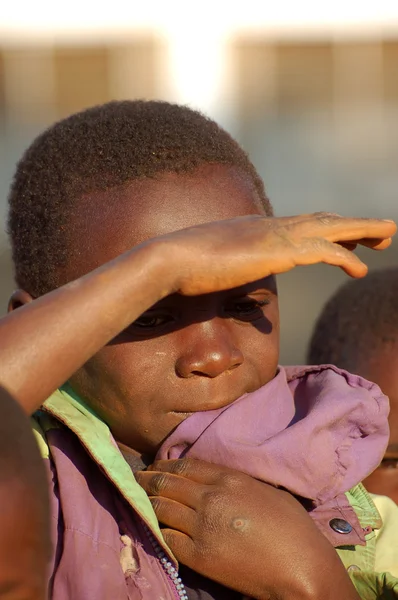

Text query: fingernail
(382, 219), (395, 222)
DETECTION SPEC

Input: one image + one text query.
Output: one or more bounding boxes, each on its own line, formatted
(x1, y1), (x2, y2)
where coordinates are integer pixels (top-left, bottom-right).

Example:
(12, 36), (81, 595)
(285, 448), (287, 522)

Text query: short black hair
(8, 100), (272, 297)
(307, 268), (398, 372)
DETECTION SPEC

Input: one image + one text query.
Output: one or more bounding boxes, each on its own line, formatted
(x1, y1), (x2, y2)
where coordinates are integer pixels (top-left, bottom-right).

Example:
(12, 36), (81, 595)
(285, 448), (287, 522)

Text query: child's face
(66, 164), (280, 455)
(362, 346), (398, 503)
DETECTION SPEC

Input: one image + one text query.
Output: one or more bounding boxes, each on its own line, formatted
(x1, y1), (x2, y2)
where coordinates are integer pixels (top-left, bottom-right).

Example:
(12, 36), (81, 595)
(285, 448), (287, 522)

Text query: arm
(0, 386), (50, 600)
(0, 213), (395, 415)
(1, 240), (170, 415)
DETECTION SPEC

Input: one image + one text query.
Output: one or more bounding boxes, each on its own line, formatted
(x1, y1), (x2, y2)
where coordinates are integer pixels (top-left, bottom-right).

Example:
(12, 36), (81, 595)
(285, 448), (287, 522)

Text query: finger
(160, 529), (196, 565)
(149, 497), (197, 536)
(293, 214), (396, 244)
(147, 458), (228, 485)
(351, 237), (393, 250)
(136, 469), (203, 508)
(286, 238), (369, 278)
(338, 238), (392, 251)
(326, 218), (396, 243)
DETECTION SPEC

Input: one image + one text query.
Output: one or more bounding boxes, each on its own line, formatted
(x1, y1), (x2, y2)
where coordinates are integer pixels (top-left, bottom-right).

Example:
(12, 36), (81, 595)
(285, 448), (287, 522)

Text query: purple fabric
(157, 365), (389, 546)
(45, 428), (179, 600)
(41, 364), (389, 598)
(45, 426), (234, 600)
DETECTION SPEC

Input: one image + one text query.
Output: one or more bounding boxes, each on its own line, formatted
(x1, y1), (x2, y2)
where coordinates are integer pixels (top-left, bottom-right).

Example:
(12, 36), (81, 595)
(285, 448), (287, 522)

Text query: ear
(8, 289), (34, 313)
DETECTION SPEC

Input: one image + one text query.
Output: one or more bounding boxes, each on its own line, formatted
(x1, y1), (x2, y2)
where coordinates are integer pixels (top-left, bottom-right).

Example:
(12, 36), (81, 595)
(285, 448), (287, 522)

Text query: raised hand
(163, 213), (396, 296)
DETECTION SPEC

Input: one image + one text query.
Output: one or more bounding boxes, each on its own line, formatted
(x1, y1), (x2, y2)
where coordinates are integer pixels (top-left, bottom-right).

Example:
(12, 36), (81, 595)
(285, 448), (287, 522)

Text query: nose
(175, 319), (244, 378)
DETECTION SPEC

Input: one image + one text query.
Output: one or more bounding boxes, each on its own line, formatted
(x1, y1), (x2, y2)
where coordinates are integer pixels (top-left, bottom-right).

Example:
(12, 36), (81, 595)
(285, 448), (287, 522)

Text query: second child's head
(308, 269), (398, 502)
(8, 100), (279, 456)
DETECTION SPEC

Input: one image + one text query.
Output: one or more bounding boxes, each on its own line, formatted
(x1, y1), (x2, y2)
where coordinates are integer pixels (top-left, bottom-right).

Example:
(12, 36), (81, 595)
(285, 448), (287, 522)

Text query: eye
(133, 313), (174, 329)
(227, 298), (270, 320)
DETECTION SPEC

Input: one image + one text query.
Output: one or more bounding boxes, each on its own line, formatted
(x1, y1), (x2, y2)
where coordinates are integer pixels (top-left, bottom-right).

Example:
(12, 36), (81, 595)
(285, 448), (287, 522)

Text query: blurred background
(0, 1), (397, 363)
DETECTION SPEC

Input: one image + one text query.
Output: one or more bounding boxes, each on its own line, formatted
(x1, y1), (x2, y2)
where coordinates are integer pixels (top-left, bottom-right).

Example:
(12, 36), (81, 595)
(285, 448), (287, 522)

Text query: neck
(116, 440), (152, 472)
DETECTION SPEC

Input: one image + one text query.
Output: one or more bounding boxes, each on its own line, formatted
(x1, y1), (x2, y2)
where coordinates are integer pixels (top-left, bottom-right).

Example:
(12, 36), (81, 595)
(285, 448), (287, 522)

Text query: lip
(169, 391), (248, 417)
(170, 410), (195, 418)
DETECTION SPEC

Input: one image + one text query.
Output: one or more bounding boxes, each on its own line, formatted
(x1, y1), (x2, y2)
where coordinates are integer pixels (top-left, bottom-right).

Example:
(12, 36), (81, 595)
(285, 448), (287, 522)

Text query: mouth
(169, 391), (248, 417)
(170, 410), (195, 417)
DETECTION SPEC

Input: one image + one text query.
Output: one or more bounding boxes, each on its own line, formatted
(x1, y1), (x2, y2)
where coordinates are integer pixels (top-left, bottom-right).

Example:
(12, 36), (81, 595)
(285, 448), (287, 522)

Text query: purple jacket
(157, 365), (389, 546)
(33, 364), (389, 599)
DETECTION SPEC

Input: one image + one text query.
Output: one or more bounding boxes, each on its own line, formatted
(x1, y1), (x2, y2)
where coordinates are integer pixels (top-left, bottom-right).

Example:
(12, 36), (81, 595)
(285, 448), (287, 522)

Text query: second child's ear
(8, 290), (34, 313)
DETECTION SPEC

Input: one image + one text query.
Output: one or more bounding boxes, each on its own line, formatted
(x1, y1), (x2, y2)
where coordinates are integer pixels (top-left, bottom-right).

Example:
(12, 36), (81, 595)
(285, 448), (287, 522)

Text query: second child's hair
(8, 100), (272, 297)
(307, 268), (398, 372)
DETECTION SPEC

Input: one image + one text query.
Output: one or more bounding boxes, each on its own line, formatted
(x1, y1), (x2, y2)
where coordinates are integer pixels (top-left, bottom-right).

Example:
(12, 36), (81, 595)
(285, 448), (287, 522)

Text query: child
(0, 385), (50, 600)
(1, 100), (397, 599)
(308, 268), (398, 575)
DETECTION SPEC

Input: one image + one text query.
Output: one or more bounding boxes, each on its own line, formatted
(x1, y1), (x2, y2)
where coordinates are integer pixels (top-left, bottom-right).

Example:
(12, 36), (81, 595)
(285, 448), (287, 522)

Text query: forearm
(0, 239), (174, 414)
(0, 387), (50, 600)
(255, 549), (360, 600)
(250, 566), (360, 600)
(248, 564), (359, 600)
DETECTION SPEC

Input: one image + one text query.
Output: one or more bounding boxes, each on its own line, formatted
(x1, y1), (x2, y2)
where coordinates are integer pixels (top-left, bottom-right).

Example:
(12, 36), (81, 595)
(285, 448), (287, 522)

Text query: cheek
(253, 304), (280, 362)
(71, 337), (177, 419)
(93, 339), (175, 395)
(248, 324), (279, 360)
(363, 469), (398, 504)
(71, 341), (183, 453)
(234, 315), (280, 384)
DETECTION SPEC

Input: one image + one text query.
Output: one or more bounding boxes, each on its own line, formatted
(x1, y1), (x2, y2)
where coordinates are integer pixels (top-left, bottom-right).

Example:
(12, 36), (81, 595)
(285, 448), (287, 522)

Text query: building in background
(0, 2), (398, 362)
